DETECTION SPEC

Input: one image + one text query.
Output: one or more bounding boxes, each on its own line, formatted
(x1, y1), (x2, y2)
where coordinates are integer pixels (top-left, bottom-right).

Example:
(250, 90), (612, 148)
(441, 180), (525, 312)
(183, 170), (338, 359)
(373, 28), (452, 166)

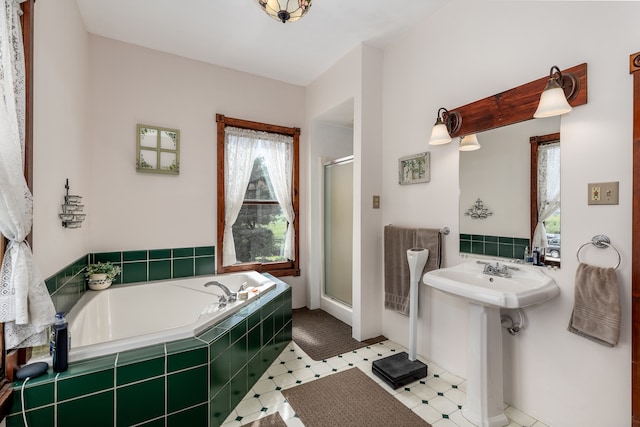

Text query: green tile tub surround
(117, 377), (165, 426)
(168, 403), (208, 427)
(167, 365), (208, 413)
(9, 275), (292, 427)
(8, 373), (56, 414)
(58, 390), (114, 427)
(6, 404), (54, 427)
(116, 344), (166, 386)
(44, 245), (215, 314)
(460, 233), (530, 259)
(46, 255), (88, 316)
(91, 245), (215, 285)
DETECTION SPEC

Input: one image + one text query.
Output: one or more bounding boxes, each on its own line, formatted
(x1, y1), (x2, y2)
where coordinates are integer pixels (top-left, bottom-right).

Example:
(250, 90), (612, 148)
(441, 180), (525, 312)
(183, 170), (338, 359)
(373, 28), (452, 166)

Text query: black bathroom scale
(372, 351), (427, 389)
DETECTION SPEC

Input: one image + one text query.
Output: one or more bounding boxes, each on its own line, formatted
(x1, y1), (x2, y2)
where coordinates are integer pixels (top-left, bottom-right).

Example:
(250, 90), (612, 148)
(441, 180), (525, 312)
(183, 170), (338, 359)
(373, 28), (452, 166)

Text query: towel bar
(576, 234), (621, 270)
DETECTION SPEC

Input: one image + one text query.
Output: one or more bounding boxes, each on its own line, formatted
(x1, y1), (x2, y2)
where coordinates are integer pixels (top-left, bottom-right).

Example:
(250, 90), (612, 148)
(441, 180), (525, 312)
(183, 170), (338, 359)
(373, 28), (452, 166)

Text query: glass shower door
(324, 156), (353, 306)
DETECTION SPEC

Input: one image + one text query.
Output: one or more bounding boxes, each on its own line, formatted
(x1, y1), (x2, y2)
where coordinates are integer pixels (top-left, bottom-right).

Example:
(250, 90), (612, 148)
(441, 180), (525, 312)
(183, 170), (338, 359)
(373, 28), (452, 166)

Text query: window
(216, 115), (300, 276)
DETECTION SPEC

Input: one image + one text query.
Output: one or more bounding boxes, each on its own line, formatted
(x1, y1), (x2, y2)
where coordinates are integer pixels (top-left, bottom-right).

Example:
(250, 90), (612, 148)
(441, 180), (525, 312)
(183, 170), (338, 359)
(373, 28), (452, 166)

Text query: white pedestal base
(462, 303), (509, 427)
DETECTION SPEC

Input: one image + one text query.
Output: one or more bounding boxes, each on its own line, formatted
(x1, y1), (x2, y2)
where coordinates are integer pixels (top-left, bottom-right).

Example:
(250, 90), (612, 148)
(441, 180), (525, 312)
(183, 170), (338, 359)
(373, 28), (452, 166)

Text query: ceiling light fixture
(534, 65), (579, 118)
(257, 0), (312, 23)
(428, 107), (462, 146)
(459, 134), (481, 151)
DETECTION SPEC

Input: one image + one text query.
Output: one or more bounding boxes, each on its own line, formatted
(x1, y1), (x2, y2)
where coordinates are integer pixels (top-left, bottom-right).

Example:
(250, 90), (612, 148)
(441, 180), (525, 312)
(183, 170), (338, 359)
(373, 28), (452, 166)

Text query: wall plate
(588, 181), (619, 205)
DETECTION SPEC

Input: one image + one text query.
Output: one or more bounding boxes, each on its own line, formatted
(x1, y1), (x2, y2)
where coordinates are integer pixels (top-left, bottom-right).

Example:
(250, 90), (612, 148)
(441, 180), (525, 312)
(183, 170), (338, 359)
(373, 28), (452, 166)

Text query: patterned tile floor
(221, 340), (550, 427)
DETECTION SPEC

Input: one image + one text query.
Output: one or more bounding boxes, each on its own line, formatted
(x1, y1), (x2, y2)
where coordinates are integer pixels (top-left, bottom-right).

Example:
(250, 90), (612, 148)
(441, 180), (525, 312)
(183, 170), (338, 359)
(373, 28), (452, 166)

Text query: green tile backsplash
(9, 277), (292, 427)
(460, 233), (529, 260)
(45, 246), (215, 316)
(91, 245), (215, 285)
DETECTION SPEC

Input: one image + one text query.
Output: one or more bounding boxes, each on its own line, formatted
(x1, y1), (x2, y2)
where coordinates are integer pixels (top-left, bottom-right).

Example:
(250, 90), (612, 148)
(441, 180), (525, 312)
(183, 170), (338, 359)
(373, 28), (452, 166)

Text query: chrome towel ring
(576, 234), (621, 270)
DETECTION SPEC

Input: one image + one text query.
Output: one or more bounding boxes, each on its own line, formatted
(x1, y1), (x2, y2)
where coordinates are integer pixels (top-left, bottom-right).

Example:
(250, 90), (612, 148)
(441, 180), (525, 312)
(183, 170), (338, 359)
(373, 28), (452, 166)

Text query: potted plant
(86, 262), (121, 291)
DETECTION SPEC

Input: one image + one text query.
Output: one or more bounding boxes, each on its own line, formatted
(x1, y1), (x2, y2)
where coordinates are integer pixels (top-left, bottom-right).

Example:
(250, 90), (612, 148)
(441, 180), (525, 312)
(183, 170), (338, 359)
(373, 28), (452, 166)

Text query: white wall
(86, 35), (304, 248)
(305, 44), (383, 340)
(380, 1), (638, 426)
(85, 35), (308, 305)
(32, 0), (90, 277)
(355, 45), (383, 340)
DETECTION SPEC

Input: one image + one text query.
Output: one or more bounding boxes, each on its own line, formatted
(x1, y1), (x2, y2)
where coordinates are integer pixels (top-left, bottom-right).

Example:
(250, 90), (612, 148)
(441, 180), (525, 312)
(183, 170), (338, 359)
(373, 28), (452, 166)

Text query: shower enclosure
(323, 156), (353, 306)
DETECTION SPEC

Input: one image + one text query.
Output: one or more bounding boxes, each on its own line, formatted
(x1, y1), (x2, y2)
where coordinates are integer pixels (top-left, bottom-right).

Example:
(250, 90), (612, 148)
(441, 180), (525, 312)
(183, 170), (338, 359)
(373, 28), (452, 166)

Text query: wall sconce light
(256, 0), (312, 23)
(534, 65), (579, 118)
(459, 134), (481, 151)
(429, 108), (462, 145)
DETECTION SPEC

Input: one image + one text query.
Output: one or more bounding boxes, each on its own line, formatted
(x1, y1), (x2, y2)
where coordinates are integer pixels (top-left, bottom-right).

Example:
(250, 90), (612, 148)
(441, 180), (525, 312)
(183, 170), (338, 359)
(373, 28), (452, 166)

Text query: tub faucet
(204, 281), (237, 302)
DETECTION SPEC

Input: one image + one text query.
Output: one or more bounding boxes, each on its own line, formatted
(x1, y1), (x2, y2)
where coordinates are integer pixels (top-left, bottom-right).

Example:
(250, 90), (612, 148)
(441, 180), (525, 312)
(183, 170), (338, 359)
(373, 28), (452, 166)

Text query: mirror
(136, 124), (180, 174)
(459, 117), (560, 264)
(448, 63), (587, 268)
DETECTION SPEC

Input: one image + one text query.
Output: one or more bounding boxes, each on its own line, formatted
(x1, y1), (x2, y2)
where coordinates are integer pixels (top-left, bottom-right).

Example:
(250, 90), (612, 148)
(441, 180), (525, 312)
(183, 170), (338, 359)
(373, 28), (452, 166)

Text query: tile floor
(221, 340), (550, 427)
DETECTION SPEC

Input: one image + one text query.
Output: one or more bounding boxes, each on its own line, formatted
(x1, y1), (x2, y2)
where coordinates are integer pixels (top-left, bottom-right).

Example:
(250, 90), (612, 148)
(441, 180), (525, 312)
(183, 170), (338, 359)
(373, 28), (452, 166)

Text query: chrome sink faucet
(204, 281), (237, 302)
(482, 262), (513, 278)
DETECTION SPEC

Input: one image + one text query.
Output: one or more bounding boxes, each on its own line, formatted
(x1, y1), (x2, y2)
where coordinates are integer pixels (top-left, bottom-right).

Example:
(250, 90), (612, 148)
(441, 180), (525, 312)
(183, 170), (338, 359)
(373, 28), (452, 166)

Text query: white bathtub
(37, 271), (275, 364)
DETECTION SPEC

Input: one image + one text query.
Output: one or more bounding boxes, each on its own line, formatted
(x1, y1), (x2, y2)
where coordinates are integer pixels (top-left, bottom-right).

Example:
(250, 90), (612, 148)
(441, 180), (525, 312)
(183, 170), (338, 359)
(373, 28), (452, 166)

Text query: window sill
(218, 262), (300, 277)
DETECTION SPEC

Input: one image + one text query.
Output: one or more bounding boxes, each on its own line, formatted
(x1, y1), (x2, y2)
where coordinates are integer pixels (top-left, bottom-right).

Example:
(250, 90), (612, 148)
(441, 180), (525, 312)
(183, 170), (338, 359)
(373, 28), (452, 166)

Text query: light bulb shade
(429, 120), (452, 145)
(534, 78), (573, 118)
(257, 0), (312, 23)
(459, 134), (481, 151)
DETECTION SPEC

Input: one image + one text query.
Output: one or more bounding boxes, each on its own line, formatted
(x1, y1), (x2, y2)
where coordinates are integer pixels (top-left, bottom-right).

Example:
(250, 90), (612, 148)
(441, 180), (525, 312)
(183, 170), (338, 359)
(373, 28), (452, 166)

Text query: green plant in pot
(86, 262), (121, 291)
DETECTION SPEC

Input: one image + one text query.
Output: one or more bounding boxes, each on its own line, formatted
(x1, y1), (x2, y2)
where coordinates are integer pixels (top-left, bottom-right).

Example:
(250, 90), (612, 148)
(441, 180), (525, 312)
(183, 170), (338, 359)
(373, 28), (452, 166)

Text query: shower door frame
(322, 156), (354, 310)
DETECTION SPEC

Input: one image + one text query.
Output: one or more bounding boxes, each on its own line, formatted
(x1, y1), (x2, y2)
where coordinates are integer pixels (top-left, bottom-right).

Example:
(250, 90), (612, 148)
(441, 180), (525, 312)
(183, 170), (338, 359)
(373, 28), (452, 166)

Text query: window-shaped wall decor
(136, 124), (180, 174)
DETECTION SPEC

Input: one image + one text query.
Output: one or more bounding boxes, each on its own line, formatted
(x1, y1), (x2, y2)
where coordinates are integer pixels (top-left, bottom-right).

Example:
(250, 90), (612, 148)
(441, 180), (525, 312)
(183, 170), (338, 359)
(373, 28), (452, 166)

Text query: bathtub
(37, 270), (276, 364)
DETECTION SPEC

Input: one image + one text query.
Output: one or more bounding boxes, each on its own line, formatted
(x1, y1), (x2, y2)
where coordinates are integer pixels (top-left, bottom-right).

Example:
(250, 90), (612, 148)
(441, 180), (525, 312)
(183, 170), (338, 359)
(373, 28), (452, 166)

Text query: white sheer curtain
(223, 127), (259, 265)
(260, 138), (295, 260)
(0, 0), (55, 349)
(532, 142), (560, 250)
(222, 126), (295, 265)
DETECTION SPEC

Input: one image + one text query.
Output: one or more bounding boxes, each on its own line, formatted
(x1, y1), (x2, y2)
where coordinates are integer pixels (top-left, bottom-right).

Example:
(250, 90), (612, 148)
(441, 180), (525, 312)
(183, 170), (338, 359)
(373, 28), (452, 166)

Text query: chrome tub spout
(204, 281), (237, 302)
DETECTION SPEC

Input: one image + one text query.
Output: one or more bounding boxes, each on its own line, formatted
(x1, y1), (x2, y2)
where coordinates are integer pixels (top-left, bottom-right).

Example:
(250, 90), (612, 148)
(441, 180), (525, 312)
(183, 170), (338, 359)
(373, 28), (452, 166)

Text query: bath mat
(240, 412), (287, 427)
(281, 367), (431, 427)
(292, 307), (386, 360)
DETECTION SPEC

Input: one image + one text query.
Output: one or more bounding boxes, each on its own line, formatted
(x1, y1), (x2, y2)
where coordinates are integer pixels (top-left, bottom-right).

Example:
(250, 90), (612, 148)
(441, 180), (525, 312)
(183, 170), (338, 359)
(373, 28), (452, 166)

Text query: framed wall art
(398, 152), (430, 184)
(136, 124), (180, 175)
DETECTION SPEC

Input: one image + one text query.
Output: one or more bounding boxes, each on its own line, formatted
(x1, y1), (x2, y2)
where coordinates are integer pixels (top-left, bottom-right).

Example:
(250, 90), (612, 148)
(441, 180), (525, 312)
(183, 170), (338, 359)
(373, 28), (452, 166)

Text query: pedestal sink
(423, 261), (560, 427)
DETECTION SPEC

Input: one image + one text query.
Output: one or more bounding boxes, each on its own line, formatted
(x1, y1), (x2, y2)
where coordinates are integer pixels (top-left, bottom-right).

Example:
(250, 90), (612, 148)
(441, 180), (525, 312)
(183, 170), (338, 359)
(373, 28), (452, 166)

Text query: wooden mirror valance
(446, 63), (588, 137)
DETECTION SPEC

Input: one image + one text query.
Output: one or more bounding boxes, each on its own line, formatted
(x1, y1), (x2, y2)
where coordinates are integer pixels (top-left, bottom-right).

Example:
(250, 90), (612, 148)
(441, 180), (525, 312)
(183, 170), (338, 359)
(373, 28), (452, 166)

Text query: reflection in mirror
(531, 132), (560, 266)
(459, 117), (560, 265)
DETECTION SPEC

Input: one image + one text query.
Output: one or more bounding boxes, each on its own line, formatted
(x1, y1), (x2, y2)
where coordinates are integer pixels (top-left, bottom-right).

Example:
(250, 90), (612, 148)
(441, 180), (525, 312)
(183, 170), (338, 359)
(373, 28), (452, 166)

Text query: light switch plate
(588, 181), (619, 205)
(373, 195), (380, 209)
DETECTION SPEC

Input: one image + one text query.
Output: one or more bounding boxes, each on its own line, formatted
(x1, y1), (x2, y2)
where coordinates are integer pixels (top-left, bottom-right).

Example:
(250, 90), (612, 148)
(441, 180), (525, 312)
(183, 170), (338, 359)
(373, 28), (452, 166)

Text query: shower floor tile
(221, 340), (546, 427)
